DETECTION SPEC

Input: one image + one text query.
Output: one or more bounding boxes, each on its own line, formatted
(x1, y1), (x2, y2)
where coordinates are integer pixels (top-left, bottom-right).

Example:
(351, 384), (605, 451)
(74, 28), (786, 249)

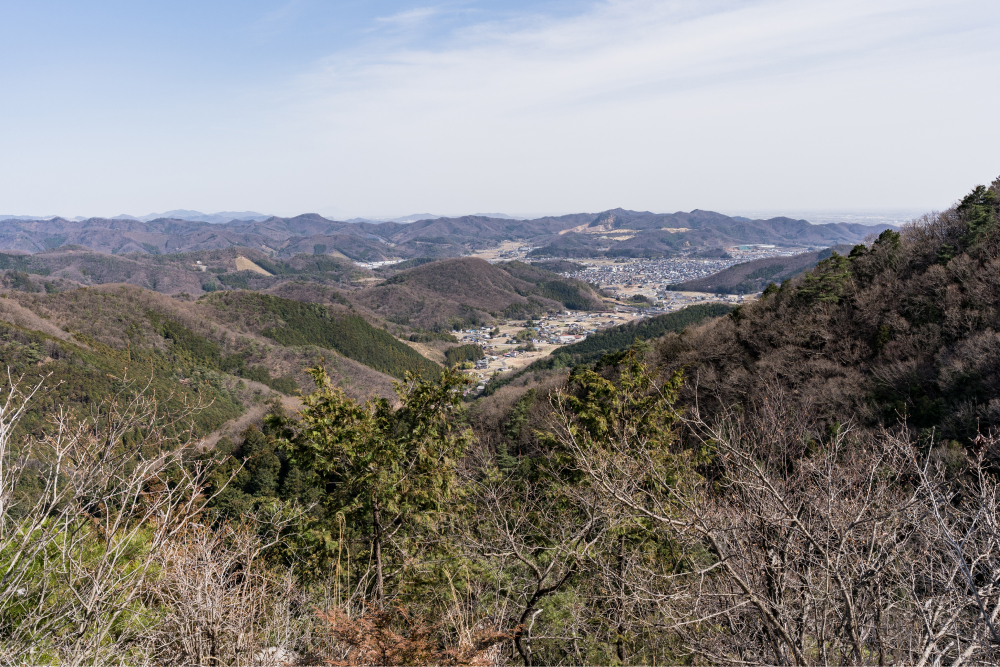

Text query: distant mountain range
(0, 210), (272, 224)
(0, 208), (896, 260)
(344, 213), (445, 224)
(131, 210), (273, 224)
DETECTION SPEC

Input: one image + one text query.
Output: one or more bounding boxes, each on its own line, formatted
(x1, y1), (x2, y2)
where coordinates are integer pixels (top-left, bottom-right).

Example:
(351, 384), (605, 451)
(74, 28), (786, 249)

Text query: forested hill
(653, 177), (1000, 443)
(0, 284), (437, 416)
(667, 244), (854, 294)
(352, 257), (606, 329)
(10, 177), (1000, 666)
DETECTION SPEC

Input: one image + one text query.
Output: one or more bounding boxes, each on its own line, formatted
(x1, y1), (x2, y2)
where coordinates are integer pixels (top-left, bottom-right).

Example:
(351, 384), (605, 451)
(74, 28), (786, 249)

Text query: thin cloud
(304, 0), (993, 113)
(281, 0), (999, 213)
(374, 7), (440, 27)
(2, 0), (997, 216)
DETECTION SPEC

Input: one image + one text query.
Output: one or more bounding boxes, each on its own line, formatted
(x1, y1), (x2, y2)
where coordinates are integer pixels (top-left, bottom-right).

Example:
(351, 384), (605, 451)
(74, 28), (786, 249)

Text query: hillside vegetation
(0, 307), (244, 436)
(0, 246), (368, 297)
(0, 284), (406, 404)
(667, 244), (854, 293)
(353, 257), (605, 330)
(642, 178), (1000, 444)
(204, 292), (441, 379)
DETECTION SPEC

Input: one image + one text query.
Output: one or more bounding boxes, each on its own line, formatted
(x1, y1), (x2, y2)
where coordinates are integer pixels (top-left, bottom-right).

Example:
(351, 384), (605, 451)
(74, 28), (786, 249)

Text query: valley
(452, 310), (641, 390)
(4, 1), (991, 661)
(0, 231), (855, 408)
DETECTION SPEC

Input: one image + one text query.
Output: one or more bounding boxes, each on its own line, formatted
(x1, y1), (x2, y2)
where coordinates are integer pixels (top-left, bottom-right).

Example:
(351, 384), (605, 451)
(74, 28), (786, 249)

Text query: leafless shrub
(463, 453), (614, 665)
(318, 604), (508, 666)
(0, 370), (246, 663)
(552, 379), (1000, 665)
(139, 512), (306, 666)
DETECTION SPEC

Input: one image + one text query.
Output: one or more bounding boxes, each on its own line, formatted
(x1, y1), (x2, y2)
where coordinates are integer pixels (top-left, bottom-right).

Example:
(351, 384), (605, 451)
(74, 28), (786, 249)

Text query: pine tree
(277, 364), (471, 603)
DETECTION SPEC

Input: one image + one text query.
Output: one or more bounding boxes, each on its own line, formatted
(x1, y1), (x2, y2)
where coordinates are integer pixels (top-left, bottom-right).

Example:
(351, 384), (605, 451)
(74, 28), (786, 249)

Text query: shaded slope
(668, 245), (854, 294)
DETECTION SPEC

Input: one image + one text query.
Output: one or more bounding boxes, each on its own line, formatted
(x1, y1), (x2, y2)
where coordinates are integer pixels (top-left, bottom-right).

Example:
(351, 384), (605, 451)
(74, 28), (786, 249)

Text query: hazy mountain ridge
(0, 208), (896, 260)
(529, 209), (895, 258)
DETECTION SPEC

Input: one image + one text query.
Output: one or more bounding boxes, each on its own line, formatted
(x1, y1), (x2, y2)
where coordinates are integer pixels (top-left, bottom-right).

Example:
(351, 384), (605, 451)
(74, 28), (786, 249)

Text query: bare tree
(551, 375), (1000, 665)
(0, 371), (230, 664)
(464, 462), (608, 666)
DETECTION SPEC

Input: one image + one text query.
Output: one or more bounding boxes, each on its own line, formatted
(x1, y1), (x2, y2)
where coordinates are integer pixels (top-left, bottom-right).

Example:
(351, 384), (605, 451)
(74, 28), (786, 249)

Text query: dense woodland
(1, 177), (1000, 665)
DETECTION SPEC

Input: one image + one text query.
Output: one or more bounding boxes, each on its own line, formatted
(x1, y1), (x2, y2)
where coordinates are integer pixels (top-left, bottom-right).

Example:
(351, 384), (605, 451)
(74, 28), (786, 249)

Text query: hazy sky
(1, 0), (998, 219)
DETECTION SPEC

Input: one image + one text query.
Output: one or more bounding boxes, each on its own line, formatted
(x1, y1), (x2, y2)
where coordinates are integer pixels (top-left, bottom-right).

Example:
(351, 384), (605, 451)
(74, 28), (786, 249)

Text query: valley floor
(455, 310), (647, 388)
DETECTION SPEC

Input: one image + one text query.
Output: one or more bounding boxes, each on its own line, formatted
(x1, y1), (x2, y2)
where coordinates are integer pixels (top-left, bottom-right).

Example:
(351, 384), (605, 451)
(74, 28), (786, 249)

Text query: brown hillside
(351, 257), (602, 329)
(9, 284), (398, 402)
(386, 258), (539, 309)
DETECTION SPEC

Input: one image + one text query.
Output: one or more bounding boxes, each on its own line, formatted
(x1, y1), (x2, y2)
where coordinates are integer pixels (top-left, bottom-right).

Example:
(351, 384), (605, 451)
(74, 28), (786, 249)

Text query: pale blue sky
(1, 0), (998, 219)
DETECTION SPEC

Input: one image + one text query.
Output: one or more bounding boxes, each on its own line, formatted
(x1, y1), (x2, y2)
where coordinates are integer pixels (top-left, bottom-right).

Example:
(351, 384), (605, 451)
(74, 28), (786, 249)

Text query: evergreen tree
(277, 364), (472, 603)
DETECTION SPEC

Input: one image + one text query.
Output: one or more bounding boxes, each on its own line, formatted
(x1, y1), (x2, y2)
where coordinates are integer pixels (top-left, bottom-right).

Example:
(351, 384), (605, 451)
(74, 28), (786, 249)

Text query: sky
(0, 0), (998, 221)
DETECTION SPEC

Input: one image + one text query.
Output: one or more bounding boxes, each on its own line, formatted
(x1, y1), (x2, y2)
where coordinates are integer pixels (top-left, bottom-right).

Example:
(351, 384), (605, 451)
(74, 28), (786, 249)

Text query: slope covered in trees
(0, 284), (406, 405)
(650, 177), (1000, 443)
(0, 246), (367, 296)
(217, 292), (441, 380)
(352, 257), (606, 330)
(666, 244), (854, 294)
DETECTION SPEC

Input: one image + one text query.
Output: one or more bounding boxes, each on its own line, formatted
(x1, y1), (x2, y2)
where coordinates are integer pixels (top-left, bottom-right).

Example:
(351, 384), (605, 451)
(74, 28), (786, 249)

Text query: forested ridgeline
(653, 176), (1000, 443)
(0, 247), (368, 297)
(3, 178), (1000, 665)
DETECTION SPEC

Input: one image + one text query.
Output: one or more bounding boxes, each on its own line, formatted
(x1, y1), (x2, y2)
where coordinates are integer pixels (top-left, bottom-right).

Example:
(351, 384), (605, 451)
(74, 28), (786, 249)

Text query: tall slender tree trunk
(372, 495), (384, 605)
(617, 533), (627, 664)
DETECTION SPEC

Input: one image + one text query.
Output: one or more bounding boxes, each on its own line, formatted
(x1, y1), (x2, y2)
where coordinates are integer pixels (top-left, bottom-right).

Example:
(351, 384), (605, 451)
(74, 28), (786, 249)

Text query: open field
(234, 256), (273, 275)
(467, 240), (533, 262)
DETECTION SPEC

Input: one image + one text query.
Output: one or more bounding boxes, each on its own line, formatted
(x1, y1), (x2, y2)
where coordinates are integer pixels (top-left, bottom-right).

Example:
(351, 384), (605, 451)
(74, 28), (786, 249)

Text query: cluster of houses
(454, 312), (641, 396)
(457, 327), (495, 344)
